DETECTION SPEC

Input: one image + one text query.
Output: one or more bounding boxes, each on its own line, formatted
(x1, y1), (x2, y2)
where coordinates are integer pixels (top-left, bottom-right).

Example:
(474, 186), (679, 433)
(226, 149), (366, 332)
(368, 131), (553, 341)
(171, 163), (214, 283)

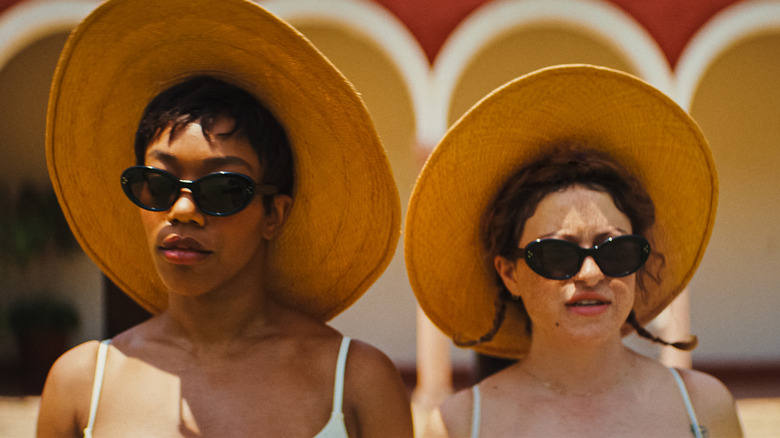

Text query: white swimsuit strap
(669, 367), (703, 438)
(83, 339), (111, 438)
(471, 385), (481, 438)
(331, 336), (351, 413)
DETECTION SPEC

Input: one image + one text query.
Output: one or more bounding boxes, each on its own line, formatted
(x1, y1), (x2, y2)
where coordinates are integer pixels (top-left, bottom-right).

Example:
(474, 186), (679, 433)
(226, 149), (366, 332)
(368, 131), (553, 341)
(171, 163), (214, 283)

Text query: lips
(161, 235), (209, 252)
(567, 299), (609, 307)
(565, 293), (611, 316)
(159, 235), (211, 264)
(566, 291), (610, 306)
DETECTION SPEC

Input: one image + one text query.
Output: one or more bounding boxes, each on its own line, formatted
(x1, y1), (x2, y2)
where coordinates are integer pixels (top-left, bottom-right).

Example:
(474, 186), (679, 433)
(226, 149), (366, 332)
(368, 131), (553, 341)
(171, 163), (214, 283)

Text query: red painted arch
(0, 0), (745, 67)
(371, 0), (744, 67)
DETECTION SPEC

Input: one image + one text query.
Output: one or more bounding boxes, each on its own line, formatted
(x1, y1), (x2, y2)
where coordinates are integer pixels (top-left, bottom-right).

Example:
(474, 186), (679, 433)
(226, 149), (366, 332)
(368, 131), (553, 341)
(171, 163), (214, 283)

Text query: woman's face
(495, 185), (636, 345)
(139, 118), (288, 298)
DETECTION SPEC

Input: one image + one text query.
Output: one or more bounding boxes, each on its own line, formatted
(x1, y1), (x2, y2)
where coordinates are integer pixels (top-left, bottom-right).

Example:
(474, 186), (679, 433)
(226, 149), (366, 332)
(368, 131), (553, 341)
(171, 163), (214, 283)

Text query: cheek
(614, 275), (636, 295)
(609, 276), (636, 314)
(219, 210), (267, 255)
(514, 270), (560, 315)
(139, 210), (162, 249)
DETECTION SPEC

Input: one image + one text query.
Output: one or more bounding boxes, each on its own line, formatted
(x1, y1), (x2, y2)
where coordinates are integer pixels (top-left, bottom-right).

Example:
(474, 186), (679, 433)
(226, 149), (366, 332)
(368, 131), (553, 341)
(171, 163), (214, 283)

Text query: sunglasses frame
(513, 234), (651, 280)
(120, 166), (278, 216)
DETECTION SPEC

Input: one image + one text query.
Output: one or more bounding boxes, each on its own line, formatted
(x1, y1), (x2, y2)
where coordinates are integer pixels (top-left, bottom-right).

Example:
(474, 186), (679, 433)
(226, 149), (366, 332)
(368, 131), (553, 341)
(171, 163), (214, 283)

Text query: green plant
(0, 181), (76, 269)
(8, 296), (80, 334)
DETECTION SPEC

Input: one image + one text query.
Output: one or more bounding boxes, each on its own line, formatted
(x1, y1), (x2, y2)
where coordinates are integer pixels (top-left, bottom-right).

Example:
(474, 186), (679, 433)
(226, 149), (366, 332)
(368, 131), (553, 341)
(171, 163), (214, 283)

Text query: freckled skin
(440, 186), (743, 438)
(499, 186), (636, 345)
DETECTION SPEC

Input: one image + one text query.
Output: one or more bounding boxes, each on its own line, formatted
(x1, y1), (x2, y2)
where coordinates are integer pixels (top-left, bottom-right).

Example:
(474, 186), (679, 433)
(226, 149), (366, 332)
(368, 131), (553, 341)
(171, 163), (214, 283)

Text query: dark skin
(39, 311), (411, 437)
(37, 120), (413, 437)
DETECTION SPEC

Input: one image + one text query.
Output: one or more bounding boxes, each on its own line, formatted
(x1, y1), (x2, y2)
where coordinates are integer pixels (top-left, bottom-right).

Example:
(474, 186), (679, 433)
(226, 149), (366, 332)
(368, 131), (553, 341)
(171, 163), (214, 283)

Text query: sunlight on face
(138, 120), (271, 299)
(506, 185), (637, 345)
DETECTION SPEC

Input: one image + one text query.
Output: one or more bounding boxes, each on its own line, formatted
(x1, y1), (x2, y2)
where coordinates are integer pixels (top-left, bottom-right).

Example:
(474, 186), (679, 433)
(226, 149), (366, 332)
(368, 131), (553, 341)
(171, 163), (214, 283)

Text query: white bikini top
(469, 367), (703, 438)
(83, 336), (351, 438)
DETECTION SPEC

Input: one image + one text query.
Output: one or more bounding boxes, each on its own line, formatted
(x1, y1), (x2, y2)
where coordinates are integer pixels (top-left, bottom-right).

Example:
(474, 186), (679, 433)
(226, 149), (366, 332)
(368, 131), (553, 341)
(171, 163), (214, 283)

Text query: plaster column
(412, 306), (452, 437)
(659, 288), (693, 368)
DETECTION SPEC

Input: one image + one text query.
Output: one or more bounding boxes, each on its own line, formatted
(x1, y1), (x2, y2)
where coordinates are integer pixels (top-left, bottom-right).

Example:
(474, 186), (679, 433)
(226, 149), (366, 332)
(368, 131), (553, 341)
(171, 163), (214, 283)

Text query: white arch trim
(430, 0), (673, 147)
(675, 0), (780, 111)
(261, 0), (435, 147)
(0, 0), (99, 71)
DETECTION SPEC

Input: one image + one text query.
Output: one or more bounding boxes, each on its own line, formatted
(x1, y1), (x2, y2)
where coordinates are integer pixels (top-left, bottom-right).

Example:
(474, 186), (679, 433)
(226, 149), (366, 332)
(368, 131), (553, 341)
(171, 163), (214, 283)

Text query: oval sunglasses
(121, 166), (278, 216)
(509, 235), (651, 280)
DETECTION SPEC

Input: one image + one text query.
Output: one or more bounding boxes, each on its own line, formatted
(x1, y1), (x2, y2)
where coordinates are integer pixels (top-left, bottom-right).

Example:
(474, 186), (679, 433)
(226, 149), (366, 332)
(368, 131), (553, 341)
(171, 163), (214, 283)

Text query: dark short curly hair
(134, 75), (294, 211)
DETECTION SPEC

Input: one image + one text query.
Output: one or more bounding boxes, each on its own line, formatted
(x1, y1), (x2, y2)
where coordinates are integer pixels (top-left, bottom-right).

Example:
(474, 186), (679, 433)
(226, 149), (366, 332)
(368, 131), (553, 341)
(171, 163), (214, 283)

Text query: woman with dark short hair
(37, 1), (413, 436)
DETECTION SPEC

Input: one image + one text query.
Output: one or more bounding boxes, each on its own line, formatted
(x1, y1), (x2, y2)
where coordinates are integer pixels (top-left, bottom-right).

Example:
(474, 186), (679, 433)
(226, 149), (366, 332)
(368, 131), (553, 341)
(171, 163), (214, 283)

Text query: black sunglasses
(511, 235), (651, 280)
(120, 166), (277, 216)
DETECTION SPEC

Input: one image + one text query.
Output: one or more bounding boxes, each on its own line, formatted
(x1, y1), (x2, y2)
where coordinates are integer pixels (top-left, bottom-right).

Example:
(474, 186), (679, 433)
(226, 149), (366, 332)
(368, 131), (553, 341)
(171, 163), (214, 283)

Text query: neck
(166, 294), (268, 342)
(161, 267), (283, 353)
(160, 239), (285, 347)
(518, 330), (635, 397)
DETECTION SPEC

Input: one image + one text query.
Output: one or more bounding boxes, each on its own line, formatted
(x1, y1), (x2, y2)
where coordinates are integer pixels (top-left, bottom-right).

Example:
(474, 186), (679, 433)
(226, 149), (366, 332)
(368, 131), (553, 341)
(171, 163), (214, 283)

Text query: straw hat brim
(405, 65), (717, 359)
(47, 0), (400, 320)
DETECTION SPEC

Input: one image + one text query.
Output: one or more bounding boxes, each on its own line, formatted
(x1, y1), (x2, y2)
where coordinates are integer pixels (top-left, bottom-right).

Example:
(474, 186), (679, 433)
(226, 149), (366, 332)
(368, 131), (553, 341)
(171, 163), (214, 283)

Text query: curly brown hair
(459, 139), (695, 351)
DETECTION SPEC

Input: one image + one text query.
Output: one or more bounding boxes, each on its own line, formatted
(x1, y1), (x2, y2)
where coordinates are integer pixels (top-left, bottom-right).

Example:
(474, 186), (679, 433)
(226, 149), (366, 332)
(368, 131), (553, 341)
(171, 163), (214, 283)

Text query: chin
(156, 269), (214, 298)
(560, 318), (627, 345)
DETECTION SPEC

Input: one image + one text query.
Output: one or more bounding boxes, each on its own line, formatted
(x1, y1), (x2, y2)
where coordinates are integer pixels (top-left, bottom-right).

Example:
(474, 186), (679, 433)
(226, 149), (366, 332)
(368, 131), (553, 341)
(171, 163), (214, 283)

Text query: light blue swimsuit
(83, 337), (351, 437)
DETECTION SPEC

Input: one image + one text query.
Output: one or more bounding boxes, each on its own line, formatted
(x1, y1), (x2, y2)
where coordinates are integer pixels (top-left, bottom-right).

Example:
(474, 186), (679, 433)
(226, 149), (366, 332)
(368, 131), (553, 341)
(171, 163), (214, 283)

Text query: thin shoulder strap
(471, 385), (481, 438)
(331, 336), (351, 413)
(669, 367), (703, 438)
(83, 339), (111, 438)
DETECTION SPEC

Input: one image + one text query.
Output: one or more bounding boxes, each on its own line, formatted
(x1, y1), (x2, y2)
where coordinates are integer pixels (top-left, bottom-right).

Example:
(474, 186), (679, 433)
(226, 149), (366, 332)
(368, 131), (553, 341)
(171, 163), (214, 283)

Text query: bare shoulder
(343, 339), (413, 438)
(343, 339), (399, 378)
(37, 340), (104, 438)
(43, 340), (103, 401)
(675, 367), (736, 411)
(440, 386), (476, 438)
(343, 338), (407, 400)
(675, 367), (744, 437)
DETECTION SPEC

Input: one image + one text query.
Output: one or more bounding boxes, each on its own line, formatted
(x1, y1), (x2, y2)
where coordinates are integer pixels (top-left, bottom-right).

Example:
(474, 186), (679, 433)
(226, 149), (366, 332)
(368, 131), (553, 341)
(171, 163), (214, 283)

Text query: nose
(574, 255), (604, 284)
(167, 189), (205, 226)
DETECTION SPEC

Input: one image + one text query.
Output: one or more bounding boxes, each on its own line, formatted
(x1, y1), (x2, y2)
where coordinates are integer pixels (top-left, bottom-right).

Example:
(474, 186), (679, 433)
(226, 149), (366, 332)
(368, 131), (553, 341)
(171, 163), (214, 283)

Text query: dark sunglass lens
(196, 174), (252, 214)
(143, 172), (179, 210)
(122, 168), (178, 211)
(526, 240), (581, 279)
(596, 236), (649, 277)
(139, 171), (178, 209)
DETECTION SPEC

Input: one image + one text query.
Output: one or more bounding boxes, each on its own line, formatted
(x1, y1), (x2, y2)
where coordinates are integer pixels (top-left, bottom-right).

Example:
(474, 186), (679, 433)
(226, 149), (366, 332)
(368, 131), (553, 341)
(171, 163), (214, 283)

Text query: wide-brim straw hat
(405, 64), (717, 359)
(47, 0), (400, 320)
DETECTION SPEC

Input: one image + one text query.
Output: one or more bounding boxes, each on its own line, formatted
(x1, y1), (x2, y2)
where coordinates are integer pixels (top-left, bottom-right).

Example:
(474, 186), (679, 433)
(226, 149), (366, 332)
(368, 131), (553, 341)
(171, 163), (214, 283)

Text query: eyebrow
(535, 228), (632, 244)
(202, 155), (255, 170)
(146, 151), (255, 171)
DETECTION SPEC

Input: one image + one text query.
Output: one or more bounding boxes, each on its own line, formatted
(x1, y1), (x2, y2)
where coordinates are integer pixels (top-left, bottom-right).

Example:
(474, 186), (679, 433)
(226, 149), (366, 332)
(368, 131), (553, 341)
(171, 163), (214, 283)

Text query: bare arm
(37, 341), (100, 438)
(679, 368), (743, 438)
(344, 340), (413, 438)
